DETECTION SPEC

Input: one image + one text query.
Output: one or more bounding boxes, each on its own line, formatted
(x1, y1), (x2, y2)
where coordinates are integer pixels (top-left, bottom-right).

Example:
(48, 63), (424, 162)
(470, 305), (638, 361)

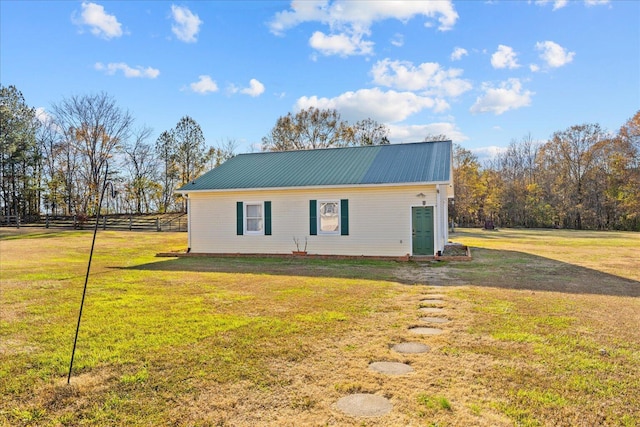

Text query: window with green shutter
(310, 199), (349, 236)
(237, 201), (271, 236)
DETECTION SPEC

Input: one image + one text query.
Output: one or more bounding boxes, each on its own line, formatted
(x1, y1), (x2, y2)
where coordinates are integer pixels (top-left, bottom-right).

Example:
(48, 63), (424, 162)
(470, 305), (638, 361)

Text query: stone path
(335, 287), (452, 418)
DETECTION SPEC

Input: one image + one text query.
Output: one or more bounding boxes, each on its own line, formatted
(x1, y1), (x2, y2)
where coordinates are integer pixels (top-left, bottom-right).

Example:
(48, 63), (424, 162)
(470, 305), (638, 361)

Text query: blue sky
(1, 1), (638, 160)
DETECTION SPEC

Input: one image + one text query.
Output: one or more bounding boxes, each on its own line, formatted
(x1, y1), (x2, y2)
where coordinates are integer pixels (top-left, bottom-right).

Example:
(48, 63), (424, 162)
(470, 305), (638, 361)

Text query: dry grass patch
(1, 227), (638, 426)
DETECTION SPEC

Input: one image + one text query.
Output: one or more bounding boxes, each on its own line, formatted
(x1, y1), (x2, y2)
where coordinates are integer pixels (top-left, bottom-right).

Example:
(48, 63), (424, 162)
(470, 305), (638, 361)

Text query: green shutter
(236, 202), (243, 235)
(264, 201), (272, 235)
(340, 199), (349, 236)
(309, 200), (317, 235)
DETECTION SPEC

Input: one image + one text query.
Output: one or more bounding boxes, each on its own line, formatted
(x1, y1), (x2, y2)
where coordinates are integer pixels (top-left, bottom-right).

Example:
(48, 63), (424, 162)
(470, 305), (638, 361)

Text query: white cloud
(471, 146), (507, 163)
(309, 31), (374, 56)
(534, 0), (568, 10)
(450, 47), (468, 61)
(189, 75), (218, 94)
(529, 63), (541, 72)
(295, 87), (446, 124)
(534, 0), (609, 9)
(585, 0), (610, 6)
(171, 5), (202, 43)
(95, 62), (160, 79)
(269, 1), (458, 57)
(470, 78), (534, 115)
(35, 107), (52, 124)
(387, 123), (468, 143)
(491, 45), (520, 69)
(73, 2), (123, 39)
(535, 41), (575, 68)
(270, 1), (458, 34)
(391, 33), (404, 47)
(240, 79), (265, 97)
(371, 59), (472, 98)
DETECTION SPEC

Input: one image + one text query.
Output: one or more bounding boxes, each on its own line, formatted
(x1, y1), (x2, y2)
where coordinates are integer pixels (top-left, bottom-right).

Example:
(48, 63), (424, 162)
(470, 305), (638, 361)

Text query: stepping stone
(369, 361), (414, 375)
(420, 299), (444, 305)
(336, 393), (393, 417)
(392, 342), (430, 354)
(409, 326), (444, 335)
(419, 317), (450, 324)
(423, 294), (446, 299)
(419, 307), (445, 314)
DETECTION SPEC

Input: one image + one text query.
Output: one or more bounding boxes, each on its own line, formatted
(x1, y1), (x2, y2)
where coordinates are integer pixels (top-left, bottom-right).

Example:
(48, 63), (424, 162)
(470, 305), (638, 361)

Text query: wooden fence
(0, 214), (187, 232)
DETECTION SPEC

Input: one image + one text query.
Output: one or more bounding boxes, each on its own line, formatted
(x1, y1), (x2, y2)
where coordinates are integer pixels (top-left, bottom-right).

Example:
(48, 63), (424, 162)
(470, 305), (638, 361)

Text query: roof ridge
(235, 140), (451, 157)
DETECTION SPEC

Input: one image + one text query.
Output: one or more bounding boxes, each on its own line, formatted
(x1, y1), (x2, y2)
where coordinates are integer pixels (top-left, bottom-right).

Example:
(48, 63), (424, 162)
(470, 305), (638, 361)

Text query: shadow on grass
(123, 255), (415, 284)
(125, 248), (640, 297)
(445, 247), (640, 298)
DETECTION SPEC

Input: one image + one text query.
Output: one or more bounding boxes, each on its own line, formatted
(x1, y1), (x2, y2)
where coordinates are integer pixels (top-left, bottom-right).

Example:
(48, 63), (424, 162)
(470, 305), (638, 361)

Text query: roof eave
(176, 180), (452, 195)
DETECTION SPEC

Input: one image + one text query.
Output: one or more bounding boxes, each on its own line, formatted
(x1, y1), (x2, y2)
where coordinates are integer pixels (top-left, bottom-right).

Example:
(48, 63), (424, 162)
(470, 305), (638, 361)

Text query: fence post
(103, 216), (106, 230)
(129, 215), (132, 231)
(156, 217), (160, 232)
(73, 215), (77, 229)
(16, 216), (20, 229)
(46, 216), (50, 228)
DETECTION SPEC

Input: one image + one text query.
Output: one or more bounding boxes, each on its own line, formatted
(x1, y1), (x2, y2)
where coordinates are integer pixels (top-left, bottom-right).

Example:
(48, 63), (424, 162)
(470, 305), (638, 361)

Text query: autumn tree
(603, 111), (640, 229)
(493, 134), (549, 227)
(261, 107), (355, 151)
(350, 118), (389, 146)
(451, 144), (484, 226)
(539, 124), (606, 229)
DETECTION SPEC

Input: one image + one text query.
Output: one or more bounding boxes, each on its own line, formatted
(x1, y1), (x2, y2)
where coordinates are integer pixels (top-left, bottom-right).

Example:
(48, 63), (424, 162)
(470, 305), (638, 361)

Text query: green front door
(412, 206), (434, 256)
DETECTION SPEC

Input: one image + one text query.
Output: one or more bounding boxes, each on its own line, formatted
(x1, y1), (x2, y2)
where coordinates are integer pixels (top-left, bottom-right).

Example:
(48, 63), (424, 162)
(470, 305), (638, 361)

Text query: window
(319, 201), (340, 234)
(245, 203), (263, 233)
(237, 201), (271, 235)
(310, 199), (348, 236)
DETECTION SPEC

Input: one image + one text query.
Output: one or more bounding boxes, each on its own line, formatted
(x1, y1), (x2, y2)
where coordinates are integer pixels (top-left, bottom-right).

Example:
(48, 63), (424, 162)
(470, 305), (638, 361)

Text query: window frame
(317, 200), (341, 235)
(243, 201), (265, 235)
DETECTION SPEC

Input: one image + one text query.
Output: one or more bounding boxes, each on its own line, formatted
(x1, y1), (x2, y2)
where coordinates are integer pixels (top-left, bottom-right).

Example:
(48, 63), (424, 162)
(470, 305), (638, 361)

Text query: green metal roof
(178, 140), (452, 191)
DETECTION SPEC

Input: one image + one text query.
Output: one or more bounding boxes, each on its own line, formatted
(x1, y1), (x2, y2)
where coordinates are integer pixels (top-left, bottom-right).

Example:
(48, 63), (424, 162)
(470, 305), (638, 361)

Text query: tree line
(1, 86), (234, 218)
(2, 84), (638, 230)
(452, 112), (640, 231)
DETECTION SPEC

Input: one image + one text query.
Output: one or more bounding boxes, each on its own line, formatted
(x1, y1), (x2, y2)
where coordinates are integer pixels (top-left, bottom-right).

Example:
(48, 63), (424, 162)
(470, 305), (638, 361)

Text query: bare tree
(155, 130), (178, 213)
(51, 93), (133, 214)
(121, 126), (158, 214)
(208, 138), (237, 169)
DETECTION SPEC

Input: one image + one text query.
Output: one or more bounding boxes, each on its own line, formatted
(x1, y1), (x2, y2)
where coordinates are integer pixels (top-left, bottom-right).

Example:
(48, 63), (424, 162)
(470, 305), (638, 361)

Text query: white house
(177, 141), (454, 258)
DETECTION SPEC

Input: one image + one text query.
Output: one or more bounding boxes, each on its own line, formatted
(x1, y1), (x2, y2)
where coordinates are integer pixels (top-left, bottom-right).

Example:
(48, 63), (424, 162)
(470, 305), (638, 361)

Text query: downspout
(182, 192), (191, 253)
(435, 184), (441, 256)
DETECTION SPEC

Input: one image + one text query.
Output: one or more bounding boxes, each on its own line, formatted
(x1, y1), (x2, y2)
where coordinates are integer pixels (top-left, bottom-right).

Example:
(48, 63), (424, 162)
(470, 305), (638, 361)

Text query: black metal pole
(67, 166), (110, 384)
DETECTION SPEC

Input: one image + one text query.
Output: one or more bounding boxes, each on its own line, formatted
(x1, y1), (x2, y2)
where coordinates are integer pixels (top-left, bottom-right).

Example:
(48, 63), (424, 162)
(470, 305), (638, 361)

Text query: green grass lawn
(1, 227), (638, 426)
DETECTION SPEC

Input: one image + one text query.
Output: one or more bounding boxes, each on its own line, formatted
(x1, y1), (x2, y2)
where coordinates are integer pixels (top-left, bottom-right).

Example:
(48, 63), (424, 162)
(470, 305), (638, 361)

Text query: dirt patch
(394, 264), (465, 286)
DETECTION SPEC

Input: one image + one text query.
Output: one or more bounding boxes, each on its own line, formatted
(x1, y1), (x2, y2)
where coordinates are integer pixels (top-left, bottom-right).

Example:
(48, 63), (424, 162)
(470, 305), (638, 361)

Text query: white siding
(187, 185), (444, 257)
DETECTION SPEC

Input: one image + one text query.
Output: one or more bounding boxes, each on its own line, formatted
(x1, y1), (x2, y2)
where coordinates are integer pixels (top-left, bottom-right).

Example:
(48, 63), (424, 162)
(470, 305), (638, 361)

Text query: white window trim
(318, 199), (340, 235)
(244, 201), (264, 235)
